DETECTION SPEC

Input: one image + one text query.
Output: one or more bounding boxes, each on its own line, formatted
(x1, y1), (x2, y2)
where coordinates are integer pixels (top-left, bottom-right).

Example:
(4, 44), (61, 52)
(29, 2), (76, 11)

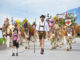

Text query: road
(0, 38), (80, 60)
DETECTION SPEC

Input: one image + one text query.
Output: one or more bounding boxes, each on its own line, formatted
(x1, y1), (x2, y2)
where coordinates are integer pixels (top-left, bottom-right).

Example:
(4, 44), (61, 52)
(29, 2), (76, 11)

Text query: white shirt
(36, 21), (49, 32)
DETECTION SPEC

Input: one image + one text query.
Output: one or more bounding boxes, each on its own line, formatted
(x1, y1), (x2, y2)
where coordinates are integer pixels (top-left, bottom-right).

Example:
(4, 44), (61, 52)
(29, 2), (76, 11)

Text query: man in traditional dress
(36, 15), (49, 54)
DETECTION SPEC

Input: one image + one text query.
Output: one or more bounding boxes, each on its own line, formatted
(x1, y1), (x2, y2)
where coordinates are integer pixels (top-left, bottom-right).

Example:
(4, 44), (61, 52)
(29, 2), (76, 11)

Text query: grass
(76, 36), (80, 38)
(0, 38), (7, 45)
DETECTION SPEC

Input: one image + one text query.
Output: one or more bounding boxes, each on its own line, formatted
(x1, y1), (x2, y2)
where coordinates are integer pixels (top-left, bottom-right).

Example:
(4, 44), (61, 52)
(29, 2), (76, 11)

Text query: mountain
(67, 7), (80, 26)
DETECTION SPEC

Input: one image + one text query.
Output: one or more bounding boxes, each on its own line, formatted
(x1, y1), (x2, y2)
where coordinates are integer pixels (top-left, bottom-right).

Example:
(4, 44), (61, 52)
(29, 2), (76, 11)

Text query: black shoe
(42, 49), (44, 52)
(40, 48), (44, 55)
(40, 51), (44, 55)
(12, 53), (15, 56)
(16, 53), (18, 56)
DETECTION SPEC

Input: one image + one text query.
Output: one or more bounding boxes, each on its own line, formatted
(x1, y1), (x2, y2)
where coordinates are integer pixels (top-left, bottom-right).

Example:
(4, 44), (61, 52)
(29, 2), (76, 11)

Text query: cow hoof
(70, 47), (72, 49)
(25, 47), (30, 49)
(59, 46), (62, 48)
(50, 47), (56, 50)
(50, 47), (54, 50)
(57, 45), (59, 47)
(27, 47), (30, 49)
(32, 40), (36, 42)
(53, 47), (56, 49)
(66, 49), (70, 51)
(61, 43), (64, 45)
(25, 47), (27, 49)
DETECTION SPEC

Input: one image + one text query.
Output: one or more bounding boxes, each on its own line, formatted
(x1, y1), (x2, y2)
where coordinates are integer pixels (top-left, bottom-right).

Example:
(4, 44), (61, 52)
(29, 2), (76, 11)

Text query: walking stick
(34, 40), (35, 53)
(33, 19), (36, 53)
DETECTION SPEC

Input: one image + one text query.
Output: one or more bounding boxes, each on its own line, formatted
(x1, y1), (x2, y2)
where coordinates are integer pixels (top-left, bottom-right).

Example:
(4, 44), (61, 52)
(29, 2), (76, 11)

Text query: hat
(40, 15), (45, 18)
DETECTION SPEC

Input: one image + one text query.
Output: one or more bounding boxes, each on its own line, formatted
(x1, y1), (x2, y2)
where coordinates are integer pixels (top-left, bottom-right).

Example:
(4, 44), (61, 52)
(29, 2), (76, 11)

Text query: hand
(36, 30), (39, 35)
(16, 40), (19, 43)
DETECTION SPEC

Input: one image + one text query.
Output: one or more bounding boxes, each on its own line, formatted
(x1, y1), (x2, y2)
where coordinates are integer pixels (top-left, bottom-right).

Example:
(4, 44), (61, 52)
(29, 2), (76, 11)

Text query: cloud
(0, 0), (80, 37)
(0, 0), (80, 24)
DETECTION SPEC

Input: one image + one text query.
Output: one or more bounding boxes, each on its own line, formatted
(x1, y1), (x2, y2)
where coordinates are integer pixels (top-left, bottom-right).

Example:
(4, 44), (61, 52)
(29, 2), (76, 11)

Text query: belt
(39, 31), (45, 33)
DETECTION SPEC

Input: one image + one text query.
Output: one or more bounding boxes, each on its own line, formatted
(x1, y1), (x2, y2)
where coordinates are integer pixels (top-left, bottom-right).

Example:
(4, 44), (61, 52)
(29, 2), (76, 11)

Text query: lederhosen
(38, 22), (46, 40)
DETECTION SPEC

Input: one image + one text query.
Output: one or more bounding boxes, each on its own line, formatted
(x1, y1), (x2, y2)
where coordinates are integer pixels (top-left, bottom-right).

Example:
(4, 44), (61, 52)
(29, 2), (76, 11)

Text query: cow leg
(69, 39), (72, 50)
(63, 36), (70, 51)
(58, 37), (62, 48)
(7, 36), (10, 48)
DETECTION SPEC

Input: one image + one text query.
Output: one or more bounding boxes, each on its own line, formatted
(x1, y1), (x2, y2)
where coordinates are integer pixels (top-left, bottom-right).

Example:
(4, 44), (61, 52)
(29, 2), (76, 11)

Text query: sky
(0, 0), (80, 37)
(0, 0), (80, 26)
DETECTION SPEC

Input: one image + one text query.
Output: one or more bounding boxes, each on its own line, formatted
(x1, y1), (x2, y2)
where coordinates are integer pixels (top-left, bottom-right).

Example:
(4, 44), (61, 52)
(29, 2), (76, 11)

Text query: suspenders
(39, 22), (45, 31)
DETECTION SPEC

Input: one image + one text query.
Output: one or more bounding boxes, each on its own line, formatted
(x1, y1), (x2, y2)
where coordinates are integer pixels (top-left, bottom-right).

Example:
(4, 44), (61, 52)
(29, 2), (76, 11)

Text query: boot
(40, 48), (44, 55)
(16, 53), (18, 56)
(12, 53), (15, 56)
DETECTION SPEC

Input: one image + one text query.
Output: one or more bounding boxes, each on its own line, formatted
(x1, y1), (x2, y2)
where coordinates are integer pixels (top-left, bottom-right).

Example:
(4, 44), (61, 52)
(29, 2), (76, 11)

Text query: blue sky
(0, 0), (80, 26)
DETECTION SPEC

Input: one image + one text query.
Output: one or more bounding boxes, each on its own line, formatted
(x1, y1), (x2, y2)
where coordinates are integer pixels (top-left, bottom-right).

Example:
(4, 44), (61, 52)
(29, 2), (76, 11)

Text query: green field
(0, 38), (6, 45)
(76, 36), (80, 38)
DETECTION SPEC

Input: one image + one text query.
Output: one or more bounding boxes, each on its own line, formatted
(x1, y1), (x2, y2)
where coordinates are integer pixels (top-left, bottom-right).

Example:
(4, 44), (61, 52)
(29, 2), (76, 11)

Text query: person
(11, 28), (20, 56)
(36, 15), (49, 54)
